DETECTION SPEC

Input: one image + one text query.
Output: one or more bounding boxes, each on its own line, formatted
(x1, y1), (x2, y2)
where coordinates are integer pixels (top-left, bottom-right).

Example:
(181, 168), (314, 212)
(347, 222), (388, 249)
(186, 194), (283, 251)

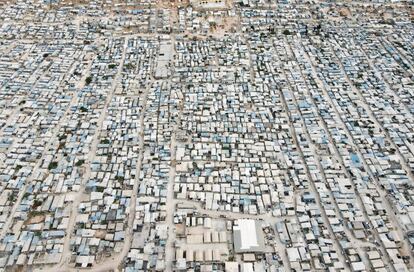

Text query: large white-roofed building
(233, 219), (265, 253)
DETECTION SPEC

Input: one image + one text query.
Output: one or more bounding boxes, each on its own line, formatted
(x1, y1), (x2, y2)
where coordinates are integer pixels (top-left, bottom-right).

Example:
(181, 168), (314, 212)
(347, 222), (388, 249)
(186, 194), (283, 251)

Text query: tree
(48, 162), (58, 170)
(115, 176), (124, 182)
(283, 29), (291, 35)
(100, 139), (110, 144)
(85, 76), (92, 85)
(76, 160), (85, 167)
